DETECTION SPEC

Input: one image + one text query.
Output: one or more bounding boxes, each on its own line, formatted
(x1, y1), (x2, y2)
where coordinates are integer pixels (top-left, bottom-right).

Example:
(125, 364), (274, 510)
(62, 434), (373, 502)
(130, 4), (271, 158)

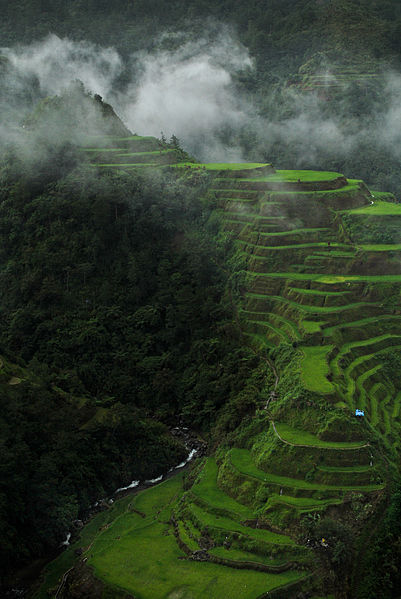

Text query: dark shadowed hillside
(2, 4), (401, 599)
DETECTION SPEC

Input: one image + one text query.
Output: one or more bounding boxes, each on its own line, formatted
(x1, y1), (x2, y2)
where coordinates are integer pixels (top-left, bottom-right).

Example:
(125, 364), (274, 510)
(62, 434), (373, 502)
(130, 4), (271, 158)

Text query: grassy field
(246, 242), (348, 251)
(266, 493), (342, 510)
(115, 150), (174, 156)
(331, 334), (401, 377)
(342, 200), (401, 215)
(208, 546), (290, 565)
(39, 469), (309, 599)
(242, 170), (343, 182)
(191, 458), (253, 519)
(189, 503), (295, 545)
(369, 190), (396, 201)
(359, 244), (401, 251)
(94, 162), (158, 167)
(90, 516), (304, 599)
(274, 423), (367, 449)
(258, 227), (330, 237)
(35, 492), (135, 598)
(323, 315), (401, 337)
(301, 320), (327, 334)
(85, 474), (307, 599)
(317, 464), (372, 473)
(290, 287), (350, 297)
(300, 346), (335, 394)
(230, 449), (380, 491)
(268, 295), (377, 314)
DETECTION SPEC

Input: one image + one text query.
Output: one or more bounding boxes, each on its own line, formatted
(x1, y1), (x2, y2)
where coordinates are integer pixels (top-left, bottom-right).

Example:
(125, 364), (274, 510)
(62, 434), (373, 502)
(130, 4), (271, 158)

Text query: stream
(5, 428), (205, 597)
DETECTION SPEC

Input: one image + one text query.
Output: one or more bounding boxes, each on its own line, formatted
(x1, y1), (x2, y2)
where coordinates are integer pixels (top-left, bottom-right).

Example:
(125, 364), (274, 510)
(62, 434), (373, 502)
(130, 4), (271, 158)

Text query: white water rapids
(60, 532), (71, 547)
(60, 437), (200, 547)
(115, 446), (198, 494)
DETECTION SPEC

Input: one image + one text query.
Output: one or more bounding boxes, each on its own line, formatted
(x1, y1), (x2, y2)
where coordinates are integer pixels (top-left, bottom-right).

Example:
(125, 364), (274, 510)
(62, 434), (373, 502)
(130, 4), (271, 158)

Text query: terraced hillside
(294, 65), (380, 95)
(81, 134), (189, 169)
(182, 163), (397, 595)
(39, 162), (399, 599)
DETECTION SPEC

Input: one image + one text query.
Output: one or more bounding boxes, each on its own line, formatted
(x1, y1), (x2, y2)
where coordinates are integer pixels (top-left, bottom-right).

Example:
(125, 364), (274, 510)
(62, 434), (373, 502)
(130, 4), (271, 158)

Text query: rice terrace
(5, 2), (401, 598)
(33, 134), (401, 599)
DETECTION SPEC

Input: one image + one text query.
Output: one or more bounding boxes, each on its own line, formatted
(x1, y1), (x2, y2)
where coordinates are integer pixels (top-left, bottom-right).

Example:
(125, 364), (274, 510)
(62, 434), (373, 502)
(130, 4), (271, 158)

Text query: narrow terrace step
(229, 449), (382, 493)
(188, 503), (296, 546)
(244, 320), (291, 344)
(331, 334), (401, 377)
(323, 314), (401, 337)
(267, 295), (379, 316)
(211, 189), (261, 199)
(266, 494), (343, 511)
(241, 311), (301, 340)
(356, 364), (384, 412)
(272, 423), (368, 450)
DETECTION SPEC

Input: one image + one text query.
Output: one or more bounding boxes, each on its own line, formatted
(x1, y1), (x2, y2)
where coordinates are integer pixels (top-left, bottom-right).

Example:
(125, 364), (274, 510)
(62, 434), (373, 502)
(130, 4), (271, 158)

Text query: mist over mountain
(3, 2), (401, 599)
(3, 10), (401, 191)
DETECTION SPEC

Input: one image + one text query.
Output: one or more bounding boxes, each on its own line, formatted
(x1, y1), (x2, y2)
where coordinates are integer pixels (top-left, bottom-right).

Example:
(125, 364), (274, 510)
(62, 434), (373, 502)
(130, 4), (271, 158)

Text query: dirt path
(55, 567), (73, 599)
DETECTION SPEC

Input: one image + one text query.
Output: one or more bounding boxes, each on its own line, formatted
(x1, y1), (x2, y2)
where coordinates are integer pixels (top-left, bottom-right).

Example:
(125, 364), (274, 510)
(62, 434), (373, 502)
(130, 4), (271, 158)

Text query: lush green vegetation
(4, 3), (401, 591)
(203, 159), (399, 595)
(290, 287), (349, 297)
(230, 449), (380, 492)
(343, 201), (401, 215)
(274, 424), (367, 450)
(0, 99), (269, 580)
(91, 523), (301, 599)
(261, 170), (344, 182)
(359, 243), (401, 251)
(300, 346), (335, 394)
(191, 458), (253, 519)
(177, 162), (271, 170)
(250, 272), (401, 283)
(8, 115), (397, 599)
(39, 473), (307, 599)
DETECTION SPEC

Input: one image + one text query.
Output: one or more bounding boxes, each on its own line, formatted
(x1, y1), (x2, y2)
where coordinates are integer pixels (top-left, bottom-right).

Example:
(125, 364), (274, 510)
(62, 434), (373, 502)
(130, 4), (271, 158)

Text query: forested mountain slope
(3, 3), (401, 597)
(3, 0), (401, 196)
(4, 90), (398, 598)
(0, 92), (265, 589)
(1, 0), (401, 63)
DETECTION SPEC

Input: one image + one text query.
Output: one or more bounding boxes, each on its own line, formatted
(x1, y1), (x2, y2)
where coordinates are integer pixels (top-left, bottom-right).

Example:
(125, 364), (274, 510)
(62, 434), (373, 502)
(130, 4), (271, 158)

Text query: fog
(3, 34), (122, 98)
(121, 35), (253, 161)
(0, 32), (253, 161)
(2, 31), (401, 181)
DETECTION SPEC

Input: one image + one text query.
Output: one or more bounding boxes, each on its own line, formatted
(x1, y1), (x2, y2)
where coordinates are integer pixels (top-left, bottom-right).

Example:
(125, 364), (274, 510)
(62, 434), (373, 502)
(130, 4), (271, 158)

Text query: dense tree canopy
(0, 140), (262, 578)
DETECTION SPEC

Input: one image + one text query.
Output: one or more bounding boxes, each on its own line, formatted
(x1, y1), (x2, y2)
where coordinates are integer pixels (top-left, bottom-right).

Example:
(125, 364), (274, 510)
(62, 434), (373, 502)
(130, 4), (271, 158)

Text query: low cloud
(2, 34), (122, 98)
(0, 32), (254, 161)
(2, 32), (401, 184)
(121, 35), (253, 160)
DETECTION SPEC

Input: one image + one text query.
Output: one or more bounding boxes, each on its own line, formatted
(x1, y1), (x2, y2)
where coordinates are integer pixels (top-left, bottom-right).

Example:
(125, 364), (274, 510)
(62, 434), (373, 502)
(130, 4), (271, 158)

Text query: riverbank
(3, 429), (206, 599)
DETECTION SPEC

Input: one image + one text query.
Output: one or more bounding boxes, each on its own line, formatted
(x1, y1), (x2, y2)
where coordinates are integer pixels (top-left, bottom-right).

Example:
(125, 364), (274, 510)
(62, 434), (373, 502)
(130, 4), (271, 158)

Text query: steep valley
(31, 142), (401, 599)
(4, 2), (401, 597)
